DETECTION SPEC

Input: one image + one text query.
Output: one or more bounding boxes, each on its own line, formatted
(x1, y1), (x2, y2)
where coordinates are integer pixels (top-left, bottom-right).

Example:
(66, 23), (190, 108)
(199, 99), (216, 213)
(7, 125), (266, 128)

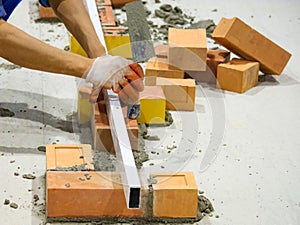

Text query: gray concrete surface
(0, 0), (300, 225)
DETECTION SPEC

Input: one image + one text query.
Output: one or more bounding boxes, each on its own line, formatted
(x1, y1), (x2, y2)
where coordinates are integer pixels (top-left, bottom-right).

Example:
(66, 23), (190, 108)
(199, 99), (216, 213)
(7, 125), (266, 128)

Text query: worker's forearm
(49, 0), (106, 58)
(0, 20), (93, 77)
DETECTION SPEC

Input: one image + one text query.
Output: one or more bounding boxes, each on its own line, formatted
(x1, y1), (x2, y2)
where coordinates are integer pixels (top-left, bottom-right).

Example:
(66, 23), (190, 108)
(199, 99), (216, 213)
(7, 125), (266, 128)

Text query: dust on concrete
(0, 63), (21, 70)
(9, 202), (18, 209)
(0, 108), (15, 117)
(22, 174), (36, 180)
(37, 146), (46, 152)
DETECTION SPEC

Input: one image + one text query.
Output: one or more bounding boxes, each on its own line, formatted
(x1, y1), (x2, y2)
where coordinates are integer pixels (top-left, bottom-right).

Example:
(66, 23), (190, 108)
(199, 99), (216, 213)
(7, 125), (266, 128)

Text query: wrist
(82, 58), (96, 79)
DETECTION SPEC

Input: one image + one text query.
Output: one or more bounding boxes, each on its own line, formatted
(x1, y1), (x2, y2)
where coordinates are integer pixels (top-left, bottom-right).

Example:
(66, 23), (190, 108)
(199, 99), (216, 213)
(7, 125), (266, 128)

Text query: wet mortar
(115, 1), (217, 43)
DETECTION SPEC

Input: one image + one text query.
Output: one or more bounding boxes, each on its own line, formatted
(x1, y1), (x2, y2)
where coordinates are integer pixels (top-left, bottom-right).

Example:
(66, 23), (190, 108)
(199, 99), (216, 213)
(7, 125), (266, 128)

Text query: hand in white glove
(84, 54), (144, 104)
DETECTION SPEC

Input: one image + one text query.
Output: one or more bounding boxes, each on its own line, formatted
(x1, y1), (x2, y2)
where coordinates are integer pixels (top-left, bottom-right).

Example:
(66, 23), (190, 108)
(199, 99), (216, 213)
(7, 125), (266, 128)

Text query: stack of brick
(211, 17), (291, 93)
(52, 0), (135, 58)
(145, 27), (209, 112)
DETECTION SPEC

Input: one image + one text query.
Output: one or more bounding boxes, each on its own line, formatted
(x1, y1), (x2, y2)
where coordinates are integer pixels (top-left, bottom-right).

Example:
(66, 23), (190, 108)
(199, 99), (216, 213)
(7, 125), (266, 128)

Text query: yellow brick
(137, 86), (166, 124)
(77, 86), (92, 124)
(70, 35), (88, 57)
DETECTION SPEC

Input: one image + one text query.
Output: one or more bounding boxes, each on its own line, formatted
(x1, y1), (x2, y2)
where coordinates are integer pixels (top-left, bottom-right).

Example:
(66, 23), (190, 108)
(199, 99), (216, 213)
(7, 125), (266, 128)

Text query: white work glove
(84, 54), (144, 104)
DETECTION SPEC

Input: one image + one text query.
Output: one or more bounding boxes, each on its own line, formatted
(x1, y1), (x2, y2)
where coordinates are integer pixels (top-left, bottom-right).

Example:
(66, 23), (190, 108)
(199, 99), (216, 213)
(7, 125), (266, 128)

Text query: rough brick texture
(217, 58), (259, 93)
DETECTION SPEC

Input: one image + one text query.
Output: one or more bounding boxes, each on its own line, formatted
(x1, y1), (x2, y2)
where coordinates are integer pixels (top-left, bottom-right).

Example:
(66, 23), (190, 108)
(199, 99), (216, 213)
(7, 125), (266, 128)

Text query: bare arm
(48, 0), (106, 58)
(0, 19), (93, 77)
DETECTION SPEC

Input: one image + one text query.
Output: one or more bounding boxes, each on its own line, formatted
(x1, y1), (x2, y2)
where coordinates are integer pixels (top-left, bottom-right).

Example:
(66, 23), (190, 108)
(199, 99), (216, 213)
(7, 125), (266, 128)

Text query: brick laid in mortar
(46, 171), (148, 218)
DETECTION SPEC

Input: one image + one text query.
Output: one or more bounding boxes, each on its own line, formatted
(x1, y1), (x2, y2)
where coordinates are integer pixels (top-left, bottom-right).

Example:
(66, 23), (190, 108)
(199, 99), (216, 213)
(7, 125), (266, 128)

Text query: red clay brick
(46, 171), (148, 218)
(217, 58), (259, 93)
(93, 100), (139, 153)
(155, 77), (196, 111)
(110, 0), (136, 7)
(168, 28), (207, 71)
(39, 4), (57, 19)
(46, 144), (94, 171)
(98, 6), (116, 26)
(185, 49), (230, 83)
(152, 172), (198, 218)
(212, 17), (291, 75)
(207, 49), (231, 76)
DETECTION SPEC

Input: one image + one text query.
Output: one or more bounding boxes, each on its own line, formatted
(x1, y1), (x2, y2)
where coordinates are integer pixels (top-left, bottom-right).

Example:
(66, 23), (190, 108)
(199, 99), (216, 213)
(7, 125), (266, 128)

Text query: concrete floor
(0, 0), (300, 225)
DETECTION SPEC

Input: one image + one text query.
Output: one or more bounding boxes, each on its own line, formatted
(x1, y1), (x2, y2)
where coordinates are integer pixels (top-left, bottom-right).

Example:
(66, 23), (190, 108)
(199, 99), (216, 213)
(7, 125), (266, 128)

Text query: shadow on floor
(0, 89), (79, 133)
(0, 146), (44, 155)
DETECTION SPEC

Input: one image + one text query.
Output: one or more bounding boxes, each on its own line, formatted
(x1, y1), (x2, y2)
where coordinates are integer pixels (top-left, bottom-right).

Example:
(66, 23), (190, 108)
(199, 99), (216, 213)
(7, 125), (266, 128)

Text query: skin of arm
(0, 19), (94, 78)
(48, 0), (106, 58)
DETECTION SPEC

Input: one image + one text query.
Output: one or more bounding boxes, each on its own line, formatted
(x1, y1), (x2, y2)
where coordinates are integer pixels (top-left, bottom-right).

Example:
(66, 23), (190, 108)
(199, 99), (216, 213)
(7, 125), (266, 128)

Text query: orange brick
(212, 17), (291, 75)
(155, 44), (168, 58)
(46, 171), (148, 218)
(155, 77), (196, 111)
(98, 6), (116, 26)
(93, 101), (139, 153)
(185, 49), (230, 83)
(96, 0), (112, 6)
(168, 28), (207, 71)
(207, 49), (231, 76)
(152, 172), (198, 218)
(39, 4), (57, 19)
(217, 58), (259, 93)
(110, 0), (136, 7)
(46, 144), (94, 171)
(145, 57), (184, 85)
